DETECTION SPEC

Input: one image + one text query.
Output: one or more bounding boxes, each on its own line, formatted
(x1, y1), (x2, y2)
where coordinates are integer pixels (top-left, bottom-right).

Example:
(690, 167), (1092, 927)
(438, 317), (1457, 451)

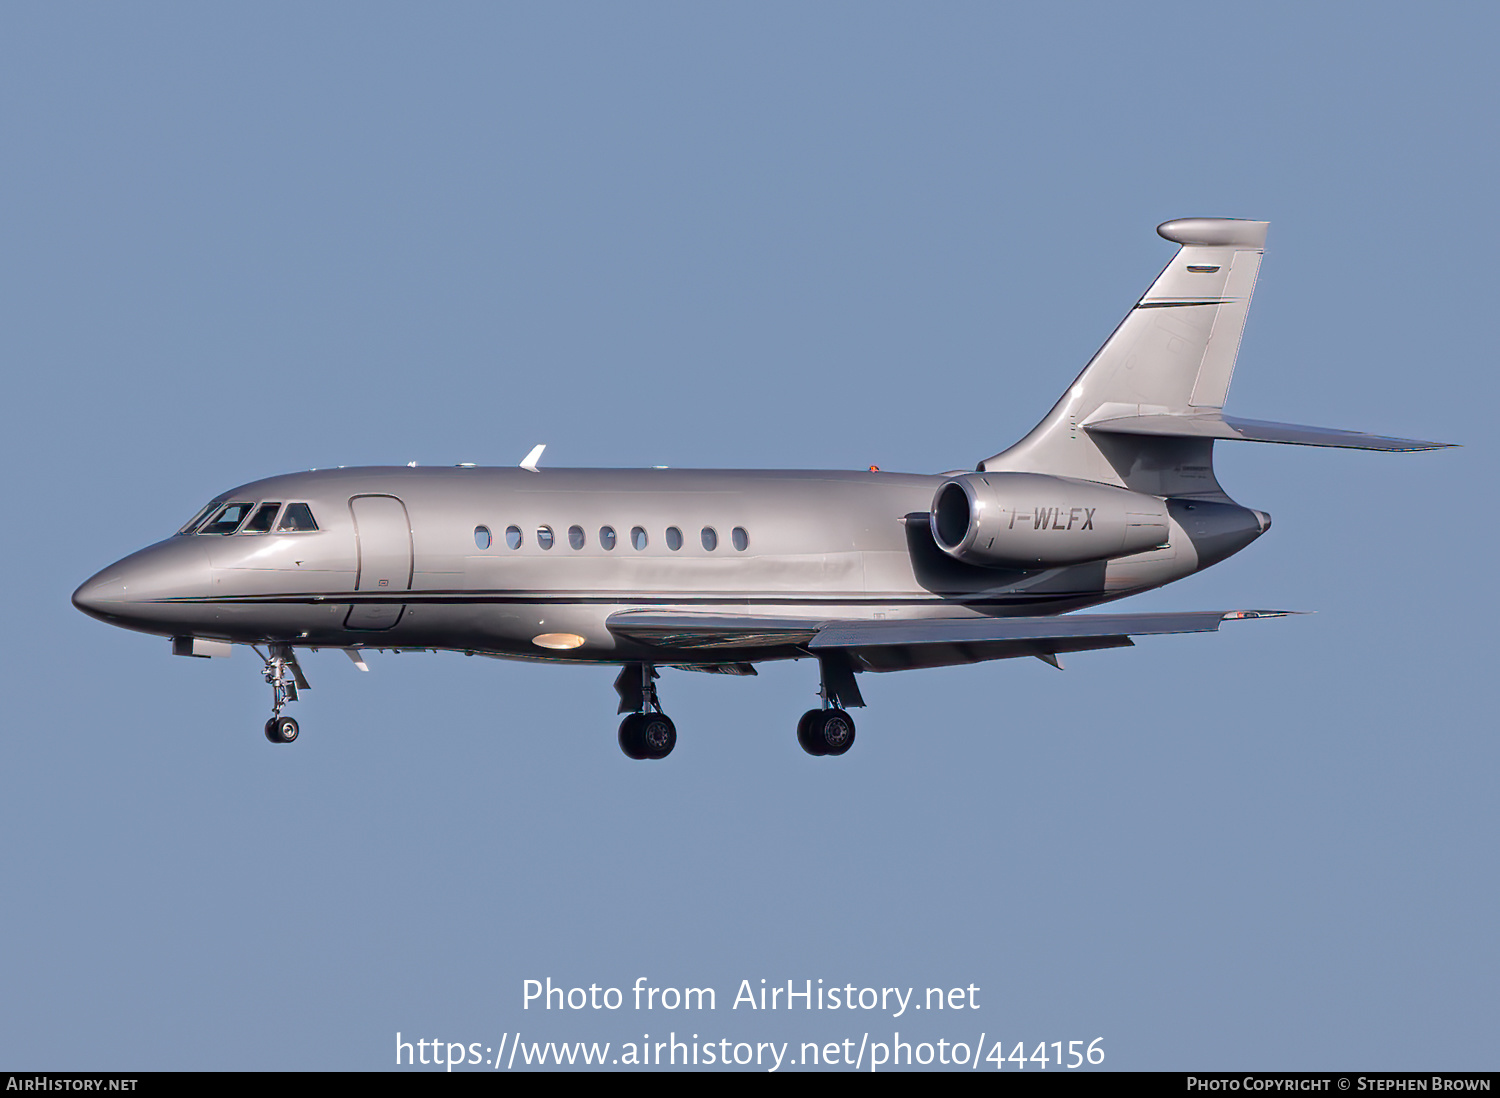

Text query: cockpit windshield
(276, 503), (318, 532)
(177, 501), (221, 535)
(199, 501), (257, 535)
(179, 500), (320, 535)
(242, 503), (282, 534)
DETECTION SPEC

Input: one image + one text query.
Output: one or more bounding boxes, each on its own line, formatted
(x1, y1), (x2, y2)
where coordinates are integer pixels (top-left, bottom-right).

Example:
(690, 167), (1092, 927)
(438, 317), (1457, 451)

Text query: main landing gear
(797, 708), (856, 756)
(612, 654), (867, 759)
(615, 662), (676, 760)
(255, 643), (309, 744)
(797, 653), (863, 758)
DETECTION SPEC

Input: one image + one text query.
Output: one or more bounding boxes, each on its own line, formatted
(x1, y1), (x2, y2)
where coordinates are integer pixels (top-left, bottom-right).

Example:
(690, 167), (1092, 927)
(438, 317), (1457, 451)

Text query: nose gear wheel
(254, 643), (308, 744)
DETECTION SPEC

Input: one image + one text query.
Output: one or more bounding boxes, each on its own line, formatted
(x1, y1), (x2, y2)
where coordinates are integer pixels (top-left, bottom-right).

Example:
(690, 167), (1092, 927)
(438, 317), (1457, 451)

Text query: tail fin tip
(1157, 218), (1268, 249)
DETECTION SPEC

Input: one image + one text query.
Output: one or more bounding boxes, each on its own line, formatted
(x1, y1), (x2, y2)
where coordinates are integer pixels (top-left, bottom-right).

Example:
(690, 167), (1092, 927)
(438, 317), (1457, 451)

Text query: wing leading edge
(605, 609), (1294, 673)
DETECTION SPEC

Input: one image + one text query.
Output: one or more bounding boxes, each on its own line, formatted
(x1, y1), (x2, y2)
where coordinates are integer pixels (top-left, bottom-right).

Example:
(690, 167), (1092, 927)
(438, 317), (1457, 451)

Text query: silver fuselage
(72, 465), (1229, 665)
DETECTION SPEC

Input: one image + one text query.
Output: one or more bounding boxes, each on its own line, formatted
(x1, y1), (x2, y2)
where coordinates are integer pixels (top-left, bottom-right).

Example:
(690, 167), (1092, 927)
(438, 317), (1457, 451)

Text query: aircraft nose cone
(72, 539), (214, 631)
(72, 571), (124, 622)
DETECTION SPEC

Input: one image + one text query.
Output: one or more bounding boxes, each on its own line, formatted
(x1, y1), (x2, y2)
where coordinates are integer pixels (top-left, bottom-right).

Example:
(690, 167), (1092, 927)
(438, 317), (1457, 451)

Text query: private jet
(72, 217), (1452, 759)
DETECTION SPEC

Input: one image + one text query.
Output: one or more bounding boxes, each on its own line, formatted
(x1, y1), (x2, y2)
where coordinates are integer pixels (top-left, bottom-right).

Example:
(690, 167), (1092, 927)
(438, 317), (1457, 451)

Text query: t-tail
(980, 218), (1454, 502)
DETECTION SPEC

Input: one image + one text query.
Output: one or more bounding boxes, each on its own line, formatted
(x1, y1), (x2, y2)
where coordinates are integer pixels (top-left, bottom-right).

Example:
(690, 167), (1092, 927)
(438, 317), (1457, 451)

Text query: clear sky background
(3, 2), (1493, 1072)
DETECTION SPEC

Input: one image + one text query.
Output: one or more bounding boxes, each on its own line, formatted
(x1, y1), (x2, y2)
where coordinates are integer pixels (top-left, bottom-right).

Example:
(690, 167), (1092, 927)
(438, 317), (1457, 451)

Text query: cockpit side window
(276, 503), (319, 532)
(240, 502), (282, 534)
(177, 501), (221, 535)
(199, 501), (256, 535)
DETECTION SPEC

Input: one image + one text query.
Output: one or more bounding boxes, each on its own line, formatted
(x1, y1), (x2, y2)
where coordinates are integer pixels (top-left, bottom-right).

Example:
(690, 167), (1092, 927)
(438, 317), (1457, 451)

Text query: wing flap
(606, 612), (821, 650)
(848, 634), (1138, 673)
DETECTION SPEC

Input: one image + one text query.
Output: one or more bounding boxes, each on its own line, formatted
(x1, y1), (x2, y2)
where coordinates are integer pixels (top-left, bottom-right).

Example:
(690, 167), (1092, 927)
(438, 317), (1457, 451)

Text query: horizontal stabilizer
(1085, 412), (1454, 452)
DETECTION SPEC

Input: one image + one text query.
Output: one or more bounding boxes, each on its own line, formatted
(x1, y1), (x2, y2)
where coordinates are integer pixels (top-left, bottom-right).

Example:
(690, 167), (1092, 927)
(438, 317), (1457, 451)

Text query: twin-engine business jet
(73, 218), (1451, 759)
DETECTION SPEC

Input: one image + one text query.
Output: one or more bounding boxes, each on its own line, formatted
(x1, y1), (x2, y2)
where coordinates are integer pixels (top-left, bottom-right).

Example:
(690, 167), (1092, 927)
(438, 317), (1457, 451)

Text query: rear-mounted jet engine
(930, 472), (1170, 569)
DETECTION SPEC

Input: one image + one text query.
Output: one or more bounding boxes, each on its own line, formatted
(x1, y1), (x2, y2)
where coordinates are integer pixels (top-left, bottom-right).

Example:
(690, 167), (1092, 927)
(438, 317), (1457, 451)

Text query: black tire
(816, 709), (856, 756)
(618, 714), (647, 760)
(797, 709), (825, 756)
(266, 716), (299, 744)
(640, 714), (676, 760)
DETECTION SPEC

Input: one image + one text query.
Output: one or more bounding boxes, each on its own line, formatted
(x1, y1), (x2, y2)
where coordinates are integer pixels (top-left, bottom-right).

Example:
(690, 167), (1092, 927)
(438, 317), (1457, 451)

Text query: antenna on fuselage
(520, 444), (546, 473)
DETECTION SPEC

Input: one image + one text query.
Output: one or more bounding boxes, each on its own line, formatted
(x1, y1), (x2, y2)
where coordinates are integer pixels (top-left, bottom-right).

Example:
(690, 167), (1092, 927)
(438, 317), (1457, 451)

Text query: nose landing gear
(265, 715), (299, 744)
(255, 643), (308, 744)
(615, 662), (676, 760)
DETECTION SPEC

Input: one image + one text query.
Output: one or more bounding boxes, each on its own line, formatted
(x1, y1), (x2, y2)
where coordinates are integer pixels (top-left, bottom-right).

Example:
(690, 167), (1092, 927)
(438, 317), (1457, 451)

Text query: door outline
(345, 493), (413, 631)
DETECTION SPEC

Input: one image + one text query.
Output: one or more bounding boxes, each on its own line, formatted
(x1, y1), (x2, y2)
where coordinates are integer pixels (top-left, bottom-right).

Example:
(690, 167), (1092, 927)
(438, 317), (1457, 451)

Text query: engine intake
(930, 473), (1169, 569)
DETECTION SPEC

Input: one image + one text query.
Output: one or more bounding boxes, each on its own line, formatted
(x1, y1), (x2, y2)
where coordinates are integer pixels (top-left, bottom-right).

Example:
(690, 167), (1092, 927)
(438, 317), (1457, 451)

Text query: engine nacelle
(930, 472), (1170, 569)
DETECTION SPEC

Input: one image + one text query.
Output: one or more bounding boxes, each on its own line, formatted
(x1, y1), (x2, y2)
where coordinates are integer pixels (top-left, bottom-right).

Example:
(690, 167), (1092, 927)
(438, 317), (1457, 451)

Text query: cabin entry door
(345, 494), (412, 631)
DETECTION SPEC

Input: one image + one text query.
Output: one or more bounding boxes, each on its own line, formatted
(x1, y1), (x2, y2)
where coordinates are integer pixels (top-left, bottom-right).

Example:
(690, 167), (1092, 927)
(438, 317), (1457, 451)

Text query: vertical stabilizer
(981, 218), (1269, 494)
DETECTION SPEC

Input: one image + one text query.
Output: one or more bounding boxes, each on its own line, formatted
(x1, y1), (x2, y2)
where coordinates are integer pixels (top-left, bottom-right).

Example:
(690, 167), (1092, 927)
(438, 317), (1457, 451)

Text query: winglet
(520, 444), (546, 473)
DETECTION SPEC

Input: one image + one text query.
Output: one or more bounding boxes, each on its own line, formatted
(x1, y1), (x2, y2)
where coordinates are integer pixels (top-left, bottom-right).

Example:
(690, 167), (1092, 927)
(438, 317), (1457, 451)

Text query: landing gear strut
(615, 662), (676, 760)
(255, 643), (308, 744)
(797, 653), (862, 757)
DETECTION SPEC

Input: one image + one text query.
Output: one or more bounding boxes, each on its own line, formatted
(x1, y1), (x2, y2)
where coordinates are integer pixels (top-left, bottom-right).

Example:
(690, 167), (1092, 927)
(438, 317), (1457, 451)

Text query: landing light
(532, 633), (586, 650)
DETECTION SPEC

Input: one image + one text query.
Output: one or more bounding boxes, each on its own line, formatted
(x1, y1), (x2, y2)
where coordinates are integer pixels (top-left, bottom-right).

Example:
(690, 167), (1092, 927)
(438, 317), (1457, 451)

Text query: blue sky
(2, 2), (1493, 1071)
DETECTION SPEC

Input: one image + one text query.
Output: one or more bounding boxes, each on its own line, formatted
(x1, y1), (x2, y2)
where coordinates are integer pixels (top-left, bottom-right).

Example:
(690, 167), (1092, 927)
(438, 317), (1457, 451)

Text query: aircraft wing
(605, 609), (1293, 672)
(605, 613), (824, 649)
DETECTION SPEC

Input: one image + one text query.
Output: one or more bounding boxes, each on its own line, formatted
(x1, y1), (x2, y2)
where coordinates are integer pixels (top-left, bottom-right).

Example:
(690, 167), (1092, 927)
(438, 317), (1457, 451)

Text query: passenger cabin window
(241, 503), (282, 534)
(491, 519), (746, 553)
(200, 501), (255, 535)
(276, 503), (319, 532)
